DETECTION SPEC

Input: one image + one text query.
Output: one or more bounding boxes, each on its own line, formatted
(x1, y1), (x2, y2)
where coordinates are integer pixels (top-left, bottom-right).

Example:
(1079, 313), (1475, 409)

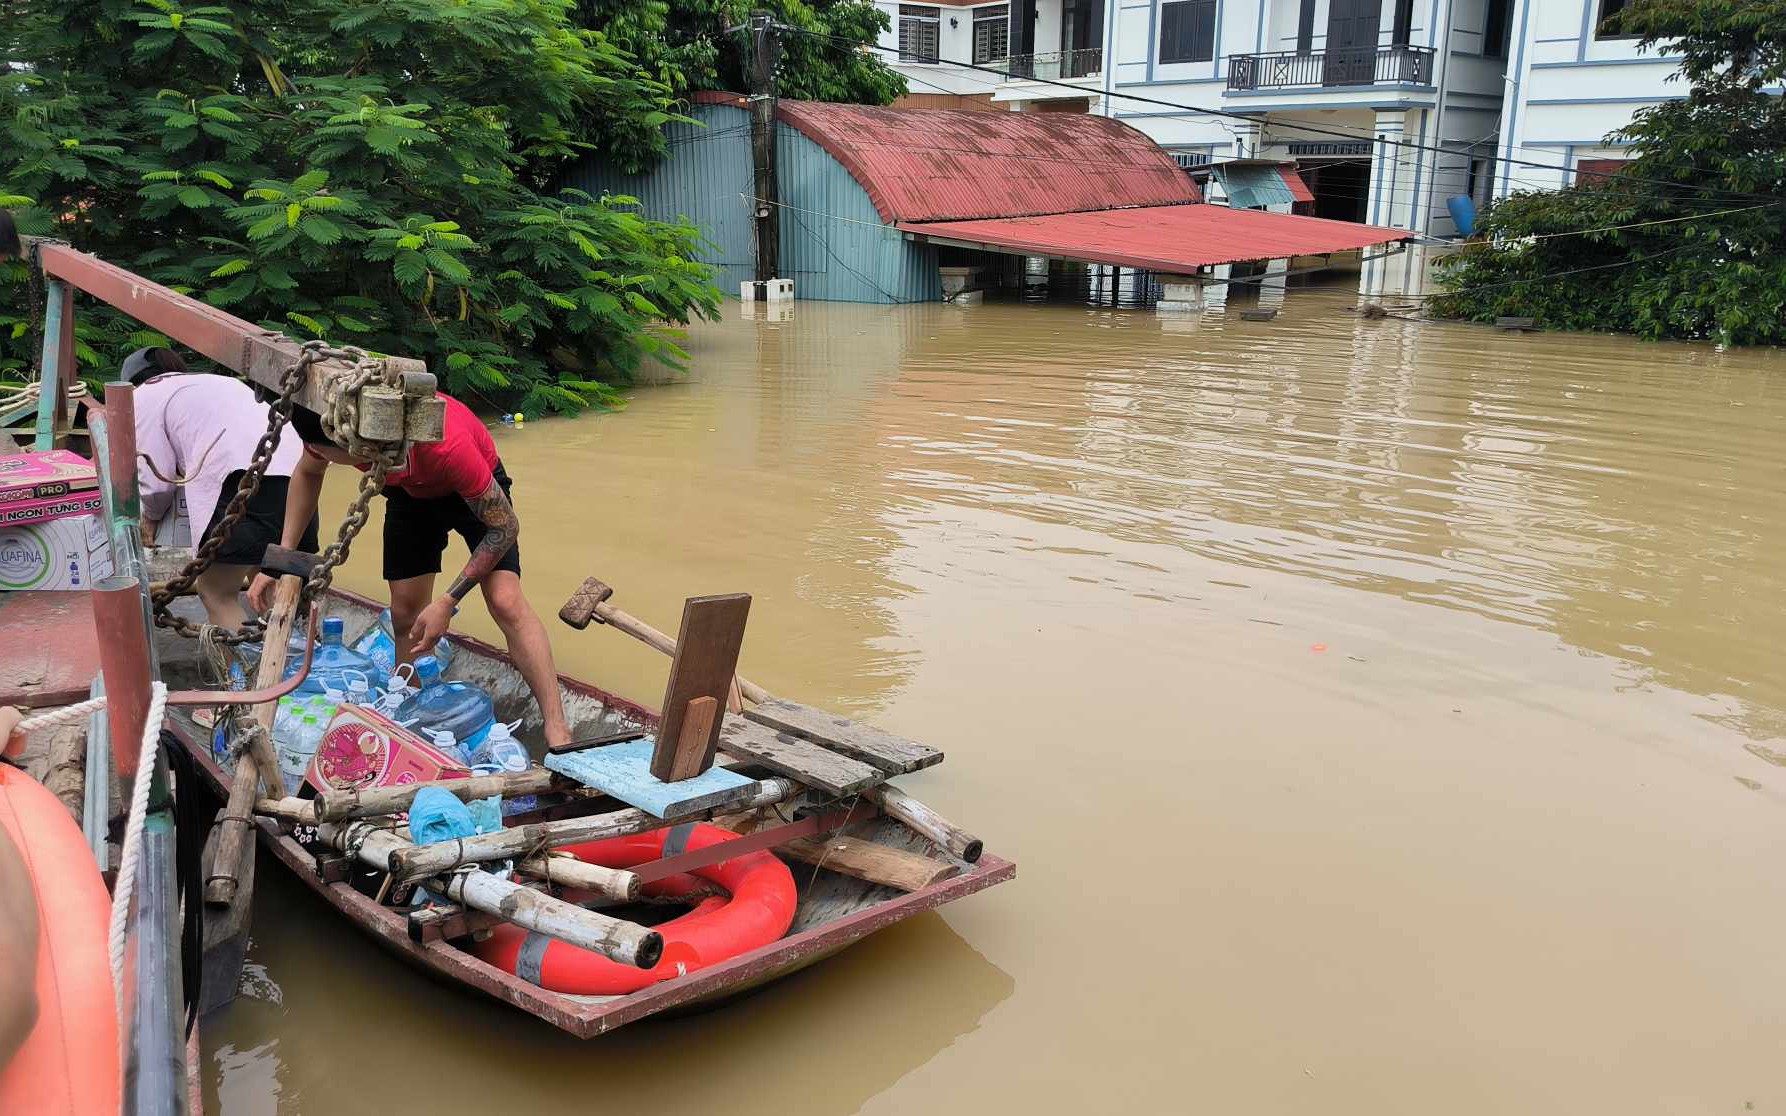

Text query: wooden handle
(205, 572), (301, 906)
(558, 577), (614, 630)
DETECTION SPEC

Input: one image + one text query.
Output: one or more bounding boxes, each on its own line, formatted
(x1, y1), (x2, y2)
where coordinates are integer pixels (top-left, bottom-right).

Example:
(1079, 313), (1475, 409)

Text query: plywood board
(548, 737), (758, 819)
(0, 590), (100, 708)
(744, 699), (943, 774)
(716, 716), (882, 798)
(652, 594), (751, 782)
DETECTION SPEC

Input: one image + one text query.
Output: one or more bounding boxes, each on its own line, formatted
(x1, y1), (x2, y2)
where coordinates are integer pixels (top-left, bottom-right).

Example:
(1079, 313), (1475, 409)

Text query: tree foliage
(1430, 0), (1786, 345)
(583, 0), (902, 167)
(1, 0), (723, 413)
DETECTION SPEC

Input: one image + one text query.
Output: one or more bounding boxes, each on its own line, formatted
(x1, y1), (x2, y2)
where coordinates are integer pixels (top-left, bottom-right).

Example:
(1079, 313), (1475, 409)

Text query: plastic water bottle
(351, 608), (454, 677)
(425, 728), (466, 765)
(396, 656), (495, 754)
(345, 676), (372, 708)
(466, 720), (535, 815)
(277, 714), (323, 788)
(284, 617), (378, 697)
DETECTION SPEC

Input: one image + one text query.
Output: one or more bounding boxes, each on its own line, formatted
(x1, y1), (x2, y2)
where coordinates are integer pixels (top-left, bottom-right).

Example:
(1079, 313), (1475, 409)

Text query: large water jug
(283, 617), (377, 698)
(395, 655), (494, 753)
(352, 608), (455, 678)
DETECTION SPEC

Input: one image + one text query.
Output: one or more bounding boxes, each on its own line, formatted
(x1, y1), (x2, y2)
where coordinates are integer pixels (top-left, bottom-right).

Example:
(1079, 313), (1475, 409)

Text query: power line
(795, 28), (1785, 205)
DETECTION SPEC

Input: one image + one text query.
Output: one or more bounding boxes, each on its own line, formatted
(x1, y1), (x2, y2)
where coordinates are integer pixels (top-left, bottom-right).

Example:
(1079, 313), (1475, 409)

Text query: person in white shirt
(127, 348), (318, 628)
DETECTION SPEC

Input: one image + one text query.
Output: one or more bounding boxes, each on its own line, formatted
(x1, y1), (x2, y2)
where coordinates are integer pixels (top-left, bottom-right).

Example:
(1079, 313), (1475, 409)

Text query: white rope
(12, 695), (108, 734)
(106, 681), (168, 1017)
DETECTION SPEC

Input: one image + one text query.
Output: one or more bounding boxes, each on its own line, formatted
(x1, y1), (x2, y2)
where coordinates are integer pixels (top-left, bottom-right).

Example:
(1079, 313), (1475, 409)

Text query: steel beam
(34, 278), (72, 449)
(33, 242), (444, 445)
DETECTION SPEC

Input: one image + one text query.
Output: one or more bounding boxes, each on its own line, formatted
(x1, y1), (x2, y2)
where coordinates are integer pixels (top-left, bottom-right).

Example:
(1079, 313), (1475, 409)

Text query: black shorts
(381, 462), (521, 583)
(208, 471), (320, 567)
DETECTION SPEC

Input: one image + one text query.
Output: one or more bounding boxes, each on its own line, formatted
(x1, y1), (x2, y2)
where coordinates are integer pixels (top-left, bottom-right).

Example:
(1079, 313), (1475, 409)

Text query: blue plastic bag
(409, 786), (478, 845)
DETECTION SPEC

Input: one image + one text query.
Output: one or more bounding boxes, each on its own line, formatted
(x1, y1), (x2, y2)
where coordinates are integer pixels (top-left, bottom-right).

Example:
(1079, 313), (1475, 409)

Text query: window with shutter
(973, 5), (1009, 64)
(898, 5), (941, 62)
(1157, 0), (1217, 65)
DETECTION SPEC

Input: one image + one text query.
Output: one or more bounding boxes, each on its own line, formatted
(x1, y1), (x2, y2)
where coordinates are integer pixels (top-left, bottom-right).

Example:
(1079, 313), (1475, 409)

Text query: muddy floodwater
(208, 287), (1786, 1113)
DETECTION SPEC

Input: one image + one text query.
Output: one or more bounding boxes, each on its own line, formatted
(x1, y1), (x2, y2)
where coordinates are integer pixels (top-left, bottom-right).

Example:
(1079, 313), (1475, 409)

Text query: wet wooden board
(547, 737), (758, 819)
(744, 699), (943, 775)
(653, 594), (751, 781)
(717, 716), (882, 798)
(0, 591), (100, 708)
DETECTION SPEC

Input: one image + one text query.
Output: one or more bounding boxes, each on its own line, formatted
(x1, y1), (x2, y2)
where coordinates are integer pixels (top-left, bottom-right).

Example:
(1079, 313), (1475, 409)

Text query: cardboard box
(306, 704), (470, 795)
(0, 514), (114, 591)
(0, 490), (105, 528)
(0, 449), (98, 506)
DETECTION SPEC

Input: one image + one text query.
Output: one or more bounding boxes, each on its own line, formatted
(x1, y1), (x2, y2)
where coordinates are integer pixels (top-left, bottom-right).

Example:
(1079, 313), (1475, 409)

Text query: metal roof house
(566, 94), (1406, 304)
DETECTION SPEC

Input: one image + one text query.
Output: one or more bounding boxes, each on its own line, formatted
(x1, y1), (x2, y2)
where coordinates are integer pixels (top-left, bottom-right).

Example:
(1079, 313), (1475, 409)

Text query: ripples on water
(226, 283), (1786, 1114)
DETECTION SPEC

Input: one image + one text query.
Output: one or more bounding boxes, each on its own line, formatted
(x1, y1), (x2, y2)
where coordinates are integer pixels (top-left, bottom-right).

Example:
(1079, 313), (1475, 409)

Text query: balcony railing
(1226, 45), (1434, 91)
(1004, 48), (1104, 81)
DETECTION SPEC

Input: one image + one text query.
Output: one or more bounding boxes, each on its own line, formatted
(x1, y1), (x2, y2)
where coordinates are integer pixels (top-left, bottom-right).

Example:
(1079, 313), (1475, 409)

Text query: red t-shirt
(308, 394), (497, 500)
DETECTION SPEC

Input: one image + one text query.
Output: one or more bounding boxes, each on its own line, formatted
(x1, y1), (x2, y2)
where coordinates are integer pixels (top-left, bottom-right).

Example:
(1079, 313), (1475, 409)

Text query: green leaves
(0, 0), (720, 408)
(1433, 3), (1786, 347)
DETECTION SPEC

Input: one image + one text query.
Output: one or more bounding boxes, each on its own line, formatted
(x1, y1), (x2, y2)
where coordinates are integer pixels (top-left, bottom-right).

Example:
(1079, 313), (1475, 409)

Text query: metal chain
(150, 351), (311, 642)
(151, 339), (403, 643)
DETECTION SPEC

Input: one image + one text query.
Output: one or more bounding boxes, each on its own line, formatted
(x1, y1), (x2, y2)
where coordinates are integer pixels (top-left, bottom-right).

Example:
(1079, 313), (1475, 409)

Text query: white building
(1494, 0), (1678, 194)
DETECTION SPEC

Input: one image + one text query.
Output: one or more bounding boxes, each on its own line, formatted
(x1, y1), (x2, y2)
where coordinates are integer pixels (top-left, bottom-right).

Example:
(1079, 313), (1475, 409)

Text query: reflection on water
(215, 288), (1786, 1113)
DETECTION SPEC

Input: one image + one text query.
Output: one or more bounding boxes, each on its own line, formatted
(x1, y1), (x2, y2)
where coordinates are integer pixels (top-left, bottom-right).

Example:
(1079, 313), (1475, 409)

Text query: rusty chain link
(151, 339), (404, 644)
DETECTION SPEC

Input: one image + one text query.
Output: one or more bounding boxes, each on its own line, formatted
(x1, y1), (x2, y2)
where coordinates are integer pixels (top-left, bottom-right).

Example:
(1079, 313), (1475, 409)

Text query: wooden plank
(546, 737), (758, 819)
(652, 593), (751, 782)
(727, 813), (958, 892)
(716, 716), (882, 797)
(0, 591), (101, 708)
(744, 698), (943, 775)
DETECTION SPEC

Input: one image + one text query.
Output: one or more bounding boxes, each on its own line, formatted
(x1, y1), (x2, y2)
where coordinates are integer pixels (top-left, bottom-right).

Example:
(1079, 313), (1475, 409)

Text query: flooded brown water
(208, 287), (1786, 1113)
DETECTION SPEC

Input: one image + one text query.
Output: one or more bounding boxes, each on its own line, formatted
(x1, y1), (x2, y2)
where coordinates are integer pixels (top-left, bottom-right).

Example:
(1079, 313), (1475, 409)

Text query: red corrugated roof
(771, 100), (1200, 223)
(898, 205), (1409, 272)
(1279, 165), (1316, 204)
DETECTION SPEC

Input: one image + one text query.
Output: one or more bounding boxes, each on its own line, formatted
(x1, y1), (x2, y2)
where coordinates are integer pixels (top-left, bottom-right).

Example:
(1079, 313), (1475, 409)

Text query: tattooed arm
(407, 477), (520, 655)
(446, 477), (519, 601)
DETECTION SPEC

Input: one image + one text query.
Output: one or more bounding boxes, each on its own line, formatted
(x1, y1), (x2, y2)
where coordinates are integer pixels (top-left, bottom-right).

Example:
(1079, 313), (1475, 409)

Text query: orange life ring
(474, 822), (797, 996)
(0, 764), (120, 1116)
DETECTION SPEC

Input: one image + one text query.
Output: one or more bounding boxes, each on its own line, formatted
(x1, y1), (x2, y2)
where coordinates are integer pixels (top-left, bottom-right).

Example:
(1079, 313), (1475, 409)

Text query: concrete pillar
(1256, 258), (1289, 311)
(1157, 273), (1203, 314)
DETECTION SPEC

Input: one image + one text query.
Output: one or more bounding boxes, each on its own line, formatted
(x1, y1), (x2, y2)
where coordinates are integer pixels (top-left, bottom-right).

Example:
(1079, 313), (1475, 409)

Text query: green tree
(583, 0), (903, 166)
(1430, 0), (1786, 345)
(1, 0), (722, 413)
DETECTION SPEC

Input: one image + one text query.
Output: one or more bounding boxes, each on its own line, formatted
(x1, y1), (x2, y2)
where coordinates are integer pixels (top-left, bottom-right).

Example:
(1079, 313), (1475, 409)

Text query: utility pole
(745, 10), (783, 287)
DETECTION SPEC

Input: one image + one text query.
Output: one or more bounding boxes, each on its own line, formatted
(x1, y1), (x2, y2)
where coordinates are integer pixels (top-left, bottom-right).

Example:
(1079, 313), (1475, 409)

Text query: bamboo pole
(387, 777), (799, 881)
(205, 577), (300, 906)
(723, 814), (958, 892)
(515, 853), (641, 901)
(321, 822), (662, 969)
(864, 784), (983, 864)
(310, 768), (568, 823)
(254, 796), (317, 824)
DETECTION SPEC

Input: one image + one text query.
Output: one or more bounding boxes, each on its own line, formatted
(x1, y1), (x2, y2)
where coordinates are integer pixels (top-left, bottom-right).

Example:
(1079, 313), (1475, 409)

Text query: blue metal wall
(564, 103), (939, 304)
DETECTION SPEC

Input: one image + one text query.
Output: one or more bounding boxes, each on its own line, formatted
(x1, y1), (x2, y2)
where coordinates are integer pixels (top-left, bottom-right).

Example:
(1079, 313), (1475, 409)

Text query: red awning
(1279, 166), (1316, 204)
(897, 204), (1407, 272)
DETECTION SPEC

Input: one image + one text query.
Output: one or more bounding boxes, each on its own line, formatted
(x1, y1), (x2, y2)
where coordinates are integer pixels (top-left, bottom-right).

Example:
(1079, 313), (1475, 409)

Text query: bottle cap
(322, 616), (345, 638)
(414, 655), (441, 682)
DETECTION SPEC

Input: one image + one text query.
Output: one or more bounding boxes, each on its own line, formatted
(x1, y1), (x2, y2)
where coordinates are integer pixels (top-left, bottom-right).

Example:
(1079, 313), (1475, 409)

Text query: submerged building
(566, 94), (1406, 304)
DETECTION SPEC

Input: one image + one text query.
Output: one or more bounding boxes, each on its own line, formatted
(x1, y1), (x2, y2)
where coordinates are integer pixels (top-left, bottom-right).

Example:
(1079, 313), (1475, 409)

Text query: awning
(1214, 163), (1317, 209)
(1215, 163), (1296, 209)
(897, 204), (1408, 273)
(1281, 166), (1315, 204)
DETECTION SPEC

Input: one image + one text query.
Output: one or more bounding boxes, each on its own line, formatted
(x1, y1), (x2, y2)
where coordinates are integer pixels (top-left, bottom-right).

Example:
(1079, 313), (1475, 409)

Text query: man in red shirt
(248, 397), (571, 749)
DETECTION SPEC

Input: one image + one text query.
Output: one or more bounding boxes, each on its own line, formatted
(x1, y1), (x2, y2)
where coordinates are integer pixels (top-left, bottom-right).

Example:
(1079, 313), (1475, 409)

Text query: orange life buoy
(0, 764), (120, 1116)
(473, 822), (797, 996)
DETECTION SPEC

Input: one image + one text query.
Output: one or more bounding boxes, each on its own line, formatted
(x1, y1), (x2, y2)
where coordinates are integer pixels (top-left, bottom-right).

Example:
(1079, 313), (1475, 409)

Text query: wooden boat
(158, 586), (1015, 1038)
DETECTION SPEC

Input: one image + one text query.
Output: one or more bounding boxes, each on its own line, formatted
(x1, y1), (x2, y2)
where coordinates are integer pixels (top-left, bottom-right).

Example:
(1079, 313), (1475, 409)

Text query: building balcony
(1004, 48), (1103, 82)
(1226, 45), (1434, 92)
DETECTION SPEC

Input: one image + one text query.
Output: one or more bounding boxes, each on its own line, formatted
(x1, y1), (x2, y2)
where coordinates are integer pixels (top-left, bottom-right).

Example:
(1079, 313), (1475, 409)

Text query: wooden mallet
(558, 577), (770, 708)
